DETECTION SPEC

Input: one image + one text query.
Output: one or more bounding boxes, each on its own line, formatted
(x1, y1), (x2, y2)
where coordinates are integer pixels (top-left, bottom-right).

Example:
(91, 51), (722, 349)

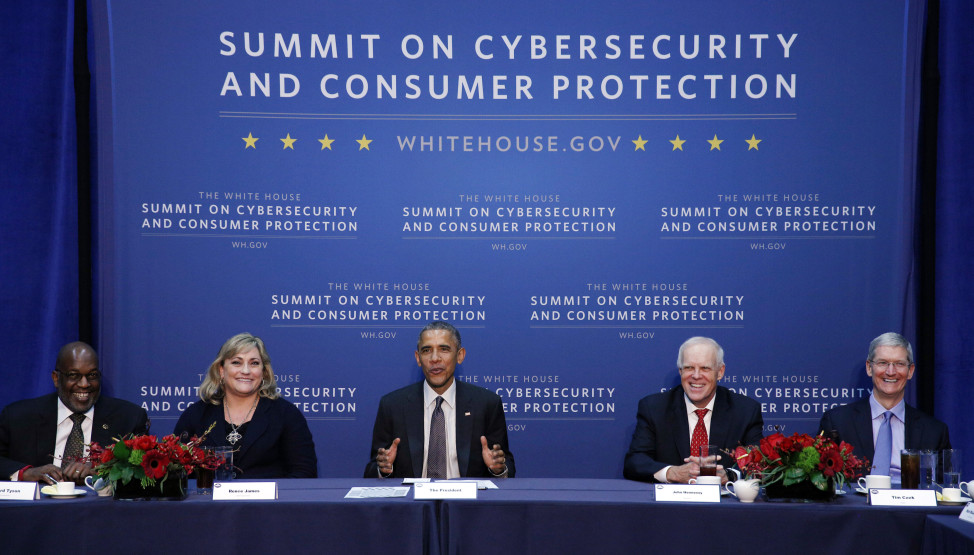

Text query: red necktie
(690, 408), (709, 456)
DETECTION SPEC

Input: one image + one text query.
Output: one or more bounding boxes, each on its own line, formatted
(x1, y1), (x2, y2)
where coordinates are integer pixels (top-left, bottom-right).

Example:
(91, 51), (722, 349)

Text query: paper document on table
(345, 487), (411, 498)
(446, 480), (498, 489)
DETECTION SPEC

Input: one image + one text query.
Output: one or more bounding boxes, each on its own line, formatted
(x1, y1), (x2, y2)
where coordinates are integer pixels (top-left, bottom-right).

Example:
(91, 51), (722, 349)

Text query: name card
(213, 481), (278, 500)
(960, 503), (974, 524)
(655, 484), (721, 503)
(413, 481), (478, 499)
(0, 483), (39, 501)
(869, 489), (937, 507)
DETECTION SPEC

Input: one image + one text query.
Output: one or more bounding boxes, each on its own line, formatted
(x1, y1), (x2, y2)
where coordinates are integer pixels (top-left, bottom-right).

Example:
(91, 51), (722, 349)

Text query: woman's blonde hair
(199, 332), (280, 404)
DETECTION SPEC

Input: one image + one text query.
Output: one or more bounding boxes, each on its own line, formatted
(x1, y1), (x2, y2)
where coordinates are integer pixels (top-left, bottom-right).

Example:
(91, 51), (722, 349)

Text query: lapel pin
(102, 424), (110, 429)
(464, 412), (471, 416)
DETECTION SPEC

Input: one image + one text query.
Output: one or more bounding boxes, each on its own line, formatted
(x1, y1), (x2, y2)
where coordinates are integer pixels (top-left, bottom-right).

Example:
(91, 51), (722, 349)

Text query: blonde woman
(175, 333), (317, 478)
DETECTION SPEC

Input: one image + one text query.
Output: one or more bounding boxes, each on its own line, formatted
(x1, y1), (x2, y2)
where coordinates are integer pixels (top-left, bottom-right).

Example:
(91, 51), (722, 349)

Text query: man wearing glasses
(819, 332), (950, 482)
(0, 341), (148, 484)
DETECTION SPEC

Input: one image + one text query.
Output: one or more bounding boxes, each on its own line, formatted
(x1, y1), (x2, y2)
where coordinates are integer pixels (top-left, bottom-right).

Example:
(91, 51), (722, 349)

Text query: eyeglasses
(58, 370), (102, 383)
(869, 360), (910, 371)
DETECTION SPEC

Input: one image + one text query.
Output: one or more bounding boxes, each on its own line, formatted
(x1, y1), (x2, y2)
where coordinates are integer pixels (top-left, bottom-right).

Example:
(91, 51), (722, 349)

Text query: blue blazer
(818, 397), (950, 464)
(364, 380), (515, 478)
(174, 397), (317, 478)
(624, 386), (764, 482)
(0, 393), (148, 478)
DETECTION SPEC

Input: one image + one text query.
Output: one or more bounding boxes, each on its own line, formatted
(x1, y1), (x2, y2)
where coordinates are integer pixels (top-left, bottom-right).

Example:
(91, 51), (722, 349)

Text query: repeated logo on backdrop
(95, 0), (918, 476)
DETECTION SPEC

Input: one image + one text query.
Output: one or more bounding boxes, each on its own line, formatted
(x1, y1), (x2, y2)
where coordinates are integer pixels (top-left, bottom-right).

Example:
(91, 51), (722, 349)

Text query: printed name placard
(413, 481), (478, 499)
(213, 481), (278, 500)
(0, 483), (39, 501)
(655, 484), (721, 503)
(959, 503), (974, 523)
(869, 489), (937, 507)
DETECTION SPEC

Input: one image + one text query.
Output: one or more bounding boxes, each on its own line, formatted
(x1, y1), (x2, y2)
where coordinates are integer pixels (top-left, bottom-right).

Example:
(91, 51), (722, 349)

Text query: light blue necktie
(874, 411), (893, 475)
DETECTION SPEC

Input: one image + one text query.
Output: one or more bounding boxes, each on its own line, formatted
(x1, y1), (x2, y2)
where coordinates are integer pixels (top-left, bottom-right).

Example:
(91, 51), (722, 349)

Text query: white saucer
(41, 486), (87, 498)
(856, 486), (868, 495)
(938, 495), (972, 506)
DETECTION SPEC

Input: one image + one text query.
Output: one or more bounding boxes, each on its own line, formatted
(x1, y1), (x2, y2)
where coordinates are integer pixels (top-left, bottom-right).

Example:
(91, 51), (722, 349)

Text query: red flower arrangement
(731, 432), (869, 492)
(87, 424), (222, 494)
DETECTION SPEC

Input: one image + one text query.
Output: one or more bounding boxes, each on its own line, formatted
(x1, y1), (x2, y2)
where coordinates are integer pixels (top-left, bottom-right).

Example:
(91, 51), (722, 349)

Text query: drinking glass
(918, 450), (937, 490)
(196, 447), (215, 495)
(696, 445), (719, 477)
(214, 447), (235, 481)
(939, 449), (961, 489)
(900, 449), (920, 489)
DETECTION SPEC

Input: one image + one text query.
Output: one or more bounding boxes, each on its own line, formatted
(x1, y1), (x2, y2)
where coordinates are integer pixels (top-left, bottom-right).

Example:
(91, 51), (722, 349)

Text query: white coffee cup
(940, 487), (963, 502)
(84, 475), (112, 496)
(724, 479), (760, 503)
(858, 474), (892, 490)
(55, 481), (76, 495)
(689, 475), (722, 485)
(960, 481), (974, 498)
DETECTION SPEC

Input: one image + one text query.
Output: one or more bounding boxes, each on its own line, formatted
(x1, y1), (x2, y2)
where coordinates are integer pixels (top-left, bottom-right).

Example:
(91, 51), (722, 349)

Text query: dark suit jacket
(174, 397), (317, 478)
(623, 386), (764, 482)
(818, 397), (950, 465)
(0, 393), (149, 478)
(364, 380), (515, 478)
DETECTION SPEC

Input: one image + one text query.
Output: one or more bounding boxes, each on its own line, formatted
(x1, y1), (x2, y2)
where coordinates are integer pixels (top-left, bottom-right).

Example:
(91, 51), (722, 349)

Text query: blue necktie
(874, 411), (893, 475)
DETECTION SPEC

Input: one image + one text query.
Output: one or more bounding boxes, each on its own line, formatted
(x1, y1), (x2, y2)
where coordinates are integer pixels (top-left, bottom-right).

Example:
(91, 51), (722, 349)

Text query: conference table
(0, 478), (970, 554)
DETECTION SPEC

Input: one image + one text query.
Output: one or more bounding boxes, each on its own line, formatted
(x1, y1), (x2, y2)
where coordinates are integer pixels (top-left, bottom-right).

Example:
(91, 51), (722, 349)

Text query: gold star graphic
(632, 135), (648, 151)
(669, 135), (686, 151)
(281, 133), (297, 150)
(707, 134), (724, 151)
(318, 134), (335, 150)
(356, 134), (373, 151)
(746, 134), (762, 151)
(242, 133), (258, 149)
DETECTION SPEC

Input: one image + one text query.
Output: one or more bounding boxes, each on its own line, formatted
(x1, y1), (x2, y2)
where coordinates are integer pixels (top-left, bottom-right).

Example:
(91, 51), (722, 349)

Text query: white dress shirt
(654, 394), (716, 483)
(422, 381), (459, 479)
(869, 393), (906, 482)
(55, 398), (94, 465)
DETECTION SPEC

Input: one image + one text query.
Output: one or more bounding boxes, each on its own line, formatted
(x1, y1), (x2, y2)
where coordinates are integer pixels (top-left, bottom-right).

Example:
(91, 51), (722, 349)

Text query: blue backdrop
(86, 0), (928, 478)
(3, 0), (971, 481)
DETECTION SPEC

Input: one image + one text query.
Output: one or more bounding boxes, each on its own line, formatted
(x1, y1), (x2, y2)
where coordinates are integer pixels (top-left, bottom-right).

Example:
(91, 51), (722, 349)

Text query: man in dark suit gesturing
(0, 342), (149, 484)
(819, 332), (949, 482)
(624, 337), (764, 484)
(365, 321), (514, 478)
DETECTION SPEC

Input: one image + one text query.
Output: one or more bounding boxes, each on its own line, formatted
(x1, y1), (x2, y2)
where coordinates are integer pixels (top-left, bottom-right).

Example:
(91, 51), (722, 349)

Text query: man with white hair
(624, 336), (764, 484)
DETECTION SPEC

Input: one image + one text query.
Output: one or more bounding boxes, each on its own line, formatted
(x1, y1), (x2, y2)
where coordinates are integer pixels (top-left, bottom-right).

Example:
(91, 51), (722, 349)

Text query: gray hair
(418, 320), (462, 350)
(868, 332), (914, 364)
(677, 336), (724, 369)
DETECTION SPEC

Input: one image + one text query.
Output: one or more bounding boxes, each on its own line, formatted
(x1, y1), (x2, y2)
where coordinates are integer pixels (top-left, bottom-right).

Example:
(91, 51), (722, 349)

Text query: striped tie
(427, 396), (446, 479)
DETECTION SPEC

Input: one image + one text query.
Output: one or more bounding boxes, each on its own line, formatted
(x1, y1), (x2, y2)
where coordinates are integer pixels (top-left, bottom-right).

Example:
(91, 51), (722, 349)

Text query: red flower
(765, 433), (786, 448)
(141, 450), (170, 479)
(133, 435), (157, 451)
(759, 437), (782, 463)
(100, 449), (115, 463)
(779, 437), (795, 452)
(818, 448), (844, 477)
